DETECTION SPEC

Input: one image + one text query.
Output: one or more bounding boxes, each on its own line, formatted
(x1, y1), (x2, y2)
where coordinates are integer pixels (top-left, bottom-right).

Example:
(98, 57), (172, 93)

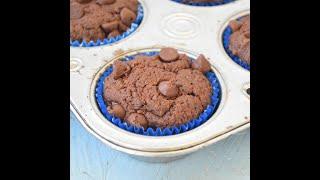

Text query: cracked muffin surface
(70, 0), (138, 42)
(103, 48), (213, 129)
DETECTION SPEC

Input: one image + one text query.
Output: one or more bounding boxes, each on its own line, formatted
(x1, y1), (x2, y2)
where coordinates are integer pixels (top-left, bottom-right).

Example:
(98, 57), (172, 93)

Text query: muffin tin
(70, 0), (250, 162)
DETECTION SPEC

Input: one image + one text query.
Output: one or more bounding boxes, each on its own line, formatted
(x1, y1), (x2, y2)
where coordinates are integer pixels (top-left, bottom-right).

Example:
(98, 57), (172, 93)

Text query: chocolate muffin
(70, 0), (138, 42)
(103, 48), (213, 129)
(228, 15), (250, 64)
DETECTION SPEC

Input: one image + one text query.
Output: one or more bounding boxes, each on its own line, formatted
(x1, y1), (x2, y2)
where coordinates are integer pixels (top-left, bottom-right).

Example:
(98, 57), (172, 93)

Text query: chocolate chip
(112, 60), (131, 80)
(159, 48), (179, 62)
(77, 0), (92, 4)
(96, 0), (115, 5)
(127, 113), (148, 129)
(158, 81), (178, 98)
(107, 103), (126, 119)
(120, 8), (136, 26)
(229, 20), (241, 31)
(101, 21), (119, 34)
(118, 22), (128, 32)
(192, 54), (211, 73)
(108, 30), (120, 39)
(71, 3), (84, 19)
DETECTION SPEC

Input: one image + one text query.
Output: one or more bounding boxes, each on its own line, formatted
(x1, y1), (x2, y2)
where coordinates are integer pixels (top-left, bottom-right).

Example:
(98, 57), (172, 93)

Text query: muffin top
(228, 15), (250, 64)
(104, 48), (213, 129)
(70, 0), (138, 42)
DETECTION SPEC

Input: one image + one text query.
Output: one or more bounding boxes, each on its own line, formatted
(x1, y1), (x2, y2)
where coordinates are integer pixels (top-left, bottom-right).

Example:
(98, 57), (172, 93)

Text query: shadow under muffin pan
(222, 14), (250, 71)
(70, 2), (144, 47)
(171, 0), (236, 6)
(95, 51), (222, 136)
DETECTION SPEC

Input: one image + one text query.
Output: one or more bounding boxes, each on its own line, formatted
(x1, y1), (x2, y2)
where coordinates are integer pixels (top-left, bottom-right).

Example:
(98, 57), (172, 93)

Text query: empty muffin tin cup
(95, 51), (222, 136)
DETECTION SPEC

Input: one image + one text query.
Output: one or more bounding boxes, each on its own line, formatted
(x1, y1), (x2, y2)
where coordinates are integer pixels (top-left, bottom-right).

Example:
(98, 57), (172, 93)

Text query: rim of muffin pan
(71, 101), (249, 156)
(94, 50), (222, 136)
(170, 0), (237, 7)
(70, 1), (145, 47)
(88, 47), (229, 152)
(220, 10), (250, 71)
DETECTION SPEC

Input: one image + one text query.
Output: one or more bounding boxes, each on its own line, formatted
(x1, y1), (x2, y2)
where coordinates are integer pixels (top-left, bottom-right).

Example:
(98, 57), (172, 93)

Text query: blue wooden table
(71, 111), (250, 180)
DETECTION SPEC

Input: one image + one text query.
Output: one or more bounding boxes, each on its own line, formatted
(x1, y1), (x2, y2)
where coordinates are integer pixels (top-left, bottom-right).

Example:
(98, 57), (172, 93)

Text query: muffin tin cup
(222, 14), (250, 71)
(171, 0), (236, 7)
(70, 0), (250, 162)
(95, 51), (222, 136)
(70, 3), (144, 47)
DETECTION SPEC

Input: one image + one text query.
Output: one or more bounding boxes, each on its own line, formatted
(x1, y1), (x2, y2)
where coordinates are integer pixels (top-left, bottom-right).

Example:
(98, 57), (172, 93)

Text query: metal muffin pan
(70, 0), (250, 162)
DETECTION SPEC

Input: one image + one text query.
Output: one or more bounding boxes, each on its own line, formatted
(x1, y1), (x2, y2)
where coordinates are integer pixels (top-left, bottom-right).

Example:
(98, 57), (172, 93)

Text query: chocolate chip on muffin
(127, 113), (148, 129)
(191, 54), (211, 73)
(159, 48), (179, 62)
(104, 48), (213, 129)
(70, 2), (85, 19)
(96, 0), (116, 5)
(120, 8), (137, 26)
(107, 102), (126, 119)
(158, 81), (179, 98)
(112, 60), (131, 80)
(101, 21), (119, 34)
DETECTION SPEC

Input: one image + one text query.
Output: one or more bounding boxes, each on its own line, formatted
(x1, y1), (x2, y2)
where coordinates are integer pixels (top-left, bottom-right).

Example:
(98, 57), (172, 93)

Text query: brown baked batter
(70, 0), (138, 42)
(229, 15), (250, 64)
(104, 48), (213, 129)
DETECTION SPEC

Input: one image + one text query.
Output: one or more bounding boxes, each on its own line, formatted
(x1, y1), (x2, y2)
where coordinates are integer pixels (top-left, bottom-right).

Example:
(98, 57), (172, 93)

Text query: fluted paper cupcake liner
(222, 21), (250, 71)
(70, 4), (144, 47)
(171, 0), (235, 6)
(95, 52), (222, 136)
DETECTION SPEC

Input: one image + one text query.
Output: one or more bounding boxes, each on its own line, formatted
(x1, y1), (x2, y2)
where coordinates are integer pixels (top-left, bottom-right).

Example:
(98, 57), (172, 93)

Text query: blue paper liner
(222, 19), (250, 71)
(70, 4), (144, 47)
(171, 0), (236, 6)
(95, 51), (222, 136)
